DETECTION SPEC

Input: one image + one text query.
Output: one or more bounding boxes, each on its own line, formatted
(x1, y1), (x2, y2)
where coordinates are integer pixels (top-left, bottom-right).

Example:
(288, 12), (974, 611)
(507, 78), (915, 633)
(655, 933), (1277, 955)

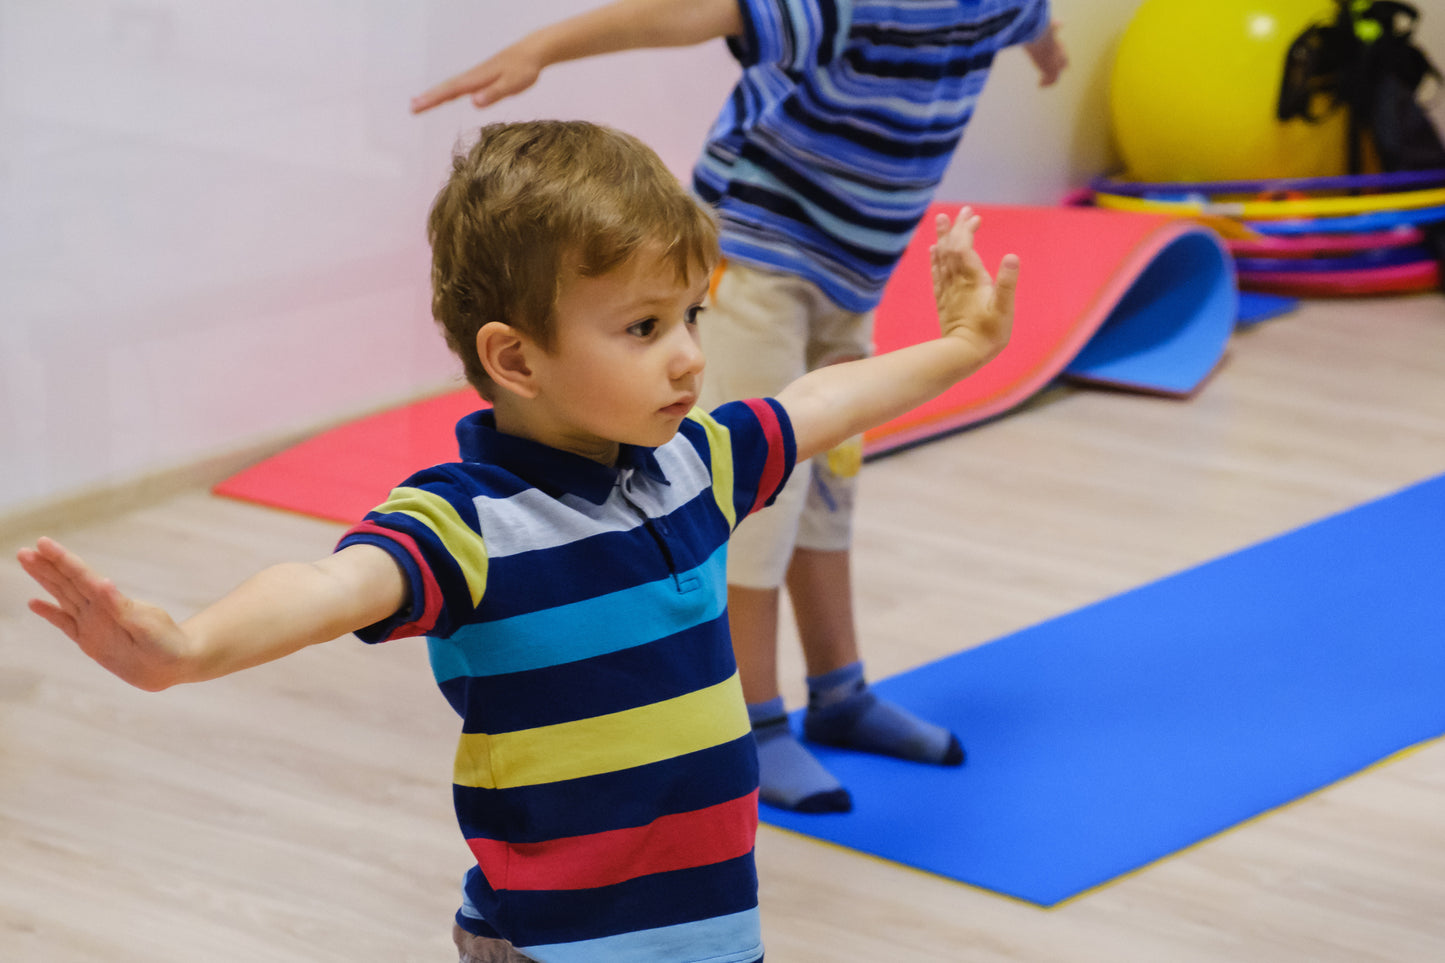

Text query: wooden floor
(3, 291), (1443, 962)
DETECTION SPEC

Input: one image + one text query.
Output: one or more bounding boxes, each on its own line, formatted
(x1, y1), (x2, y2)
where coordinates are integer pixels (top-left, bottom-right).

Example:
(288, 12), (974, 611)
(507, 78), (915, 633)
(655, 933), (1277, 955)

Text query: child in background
(412, 0), (1065, 813)
(19, 120), (1016, 962)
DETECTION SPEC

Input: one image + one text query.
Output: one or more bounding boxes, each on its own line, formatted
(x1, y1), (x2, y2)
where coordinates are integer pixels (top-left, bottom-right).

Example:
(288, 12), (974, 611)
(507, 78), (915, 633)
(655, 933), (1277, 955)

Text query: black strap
(1277, 1), (1445, 289)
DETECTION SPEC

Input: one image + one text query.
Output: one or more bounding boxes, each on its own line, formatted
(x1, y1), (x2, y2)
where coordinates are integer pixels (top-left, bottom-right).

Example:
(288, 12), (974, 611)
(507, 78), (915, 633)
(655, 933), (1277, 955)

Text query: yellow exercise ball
(1110, 0), (1349, 183)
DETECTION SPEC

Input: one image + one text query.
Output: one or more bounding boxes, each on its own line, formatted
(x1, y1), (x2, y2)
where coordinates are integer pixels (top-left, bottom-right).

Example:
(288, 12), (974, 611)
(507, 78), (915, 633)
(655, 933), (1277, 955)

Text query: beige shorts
(701, 260), (875, 589)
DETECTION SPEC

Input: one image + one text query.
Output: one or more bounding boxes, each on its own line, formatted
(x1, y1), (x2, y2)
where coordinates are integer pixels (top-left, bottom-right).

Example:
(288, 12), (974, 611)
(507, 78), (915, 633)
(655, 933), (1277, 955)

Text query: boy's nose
(671, 324), (706, 378)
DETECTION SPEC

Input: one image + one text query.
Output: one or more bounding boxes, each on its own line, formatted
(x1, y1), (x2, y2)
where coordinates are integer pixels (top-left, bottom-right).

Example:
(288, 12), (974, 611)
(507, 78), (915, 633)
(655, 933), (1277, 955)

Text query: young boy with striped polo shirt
(18, 120), (1016, 962)
(413, 0), (1066, 815)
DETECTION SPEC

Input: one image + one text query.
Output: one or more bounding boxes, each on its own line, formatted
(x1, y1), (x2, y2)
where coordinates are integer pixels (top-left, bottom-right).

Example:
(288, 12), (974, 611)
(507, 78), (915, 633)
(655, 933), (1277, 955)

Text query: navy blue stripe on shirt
(849, 9), (1021, 49)
(465, 854), (761, 949)
(438, 615), (736, 733)
(455, 737), (759, 844)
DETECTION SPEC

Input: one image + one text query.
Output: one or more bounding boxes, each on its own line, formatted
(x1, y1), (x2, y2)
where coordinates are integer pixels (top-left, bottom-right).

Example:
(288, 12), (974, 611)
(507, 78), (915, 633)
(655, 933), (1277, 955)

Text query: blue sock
(803, 662), (965, 766)
(748, 697), (852, 813)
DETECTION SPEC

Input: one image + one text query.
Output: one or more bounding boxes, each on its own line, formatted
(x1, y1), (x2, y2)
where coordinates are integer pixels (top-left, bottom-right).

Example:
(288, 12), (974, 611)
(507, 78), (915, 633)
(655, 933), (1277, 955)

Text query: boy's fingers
(18, 549), (84, 613)
(28, 598), (79, 641)
(40, 542), (101, 598)
(410, 83), (452, 114)
(29, 539), (120, 618)
(472, 80), (515, 108)
(955, 211), (981, 244)
(411, 69), (484, 113)
(948, 206), (975, 240)
(992, 253), (1021, 316)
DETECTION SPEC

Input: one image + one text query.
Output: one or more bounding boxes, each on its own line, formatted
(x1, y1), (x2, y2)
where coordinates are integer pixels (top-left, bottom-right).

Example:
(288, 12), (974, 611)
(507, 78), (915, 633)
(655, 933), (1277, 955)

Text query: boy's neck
(489, 397), (621, 467)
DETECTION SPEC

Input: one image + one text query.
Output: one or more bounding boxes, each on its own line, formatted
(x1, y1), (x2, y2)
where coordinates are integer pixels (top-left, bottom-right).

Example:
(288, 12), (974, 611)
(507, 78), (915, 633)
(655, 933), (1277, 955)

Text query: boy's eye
(685, 305), (704, 325)
(627, 318), (658, 338)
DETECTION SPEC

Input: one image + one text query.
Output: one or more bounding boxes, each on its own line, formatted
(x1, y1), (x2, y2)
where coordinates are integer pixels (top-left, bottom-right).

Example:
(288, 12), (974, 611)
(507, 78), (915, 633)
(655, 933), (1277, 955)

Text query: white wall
(4, 0), (1441, 519)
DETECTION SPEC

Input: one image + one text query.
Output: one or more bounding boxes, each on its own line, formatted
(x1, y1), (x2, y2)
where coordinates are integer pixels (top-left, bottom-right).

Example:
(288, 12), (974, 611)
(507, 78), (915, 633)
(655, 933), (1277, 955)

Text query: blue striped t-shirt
(695, 0), (1050, 311)
(336, 400), (795, 962)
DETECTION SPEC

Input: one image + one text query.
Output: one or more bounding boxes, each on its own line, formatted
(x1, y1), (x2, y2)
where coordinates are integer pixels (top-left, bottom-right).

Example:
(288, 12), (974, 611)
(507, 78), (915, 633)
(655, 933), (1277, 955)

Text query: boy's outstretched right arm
(17, 537), (406, 692)
(410, 0), (744, 113)
(776, 208), (1018, 464)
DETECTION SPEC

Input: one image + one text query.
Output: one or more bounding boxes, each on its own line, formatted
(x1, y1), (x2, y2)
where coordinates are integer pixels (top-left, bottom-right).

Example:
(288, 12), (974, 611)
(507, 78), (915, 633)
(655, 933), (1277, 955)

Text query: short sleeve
(706, 397), (797, 525)
(727, 0), (851, 73)
(993, 0), (1051, 47)
(334, 465), (489, 643)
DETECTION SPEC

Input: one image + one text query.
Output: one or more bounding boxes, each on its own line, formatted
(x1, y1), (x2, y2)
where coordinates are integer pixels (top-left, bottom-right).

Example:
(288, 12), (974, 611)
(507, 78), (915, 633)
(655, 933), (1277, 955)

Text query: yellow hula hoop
(1092, 185), (1445, 220)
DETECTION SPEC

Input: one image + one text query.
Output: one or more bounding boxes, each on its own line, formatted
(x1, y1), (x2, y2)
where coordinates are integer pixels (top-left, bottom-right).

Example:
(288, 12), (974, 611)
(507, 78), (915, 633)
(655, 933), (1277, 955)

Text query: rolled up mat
(865, 203), (1236, 456)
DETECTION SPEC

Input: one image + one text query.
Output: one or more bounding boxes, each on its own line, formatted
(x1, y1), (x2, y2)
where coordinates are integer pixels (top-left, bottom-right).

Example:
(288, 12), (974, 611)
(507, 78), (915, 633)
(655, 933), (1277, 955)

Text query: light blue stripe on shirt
(520, 909), (763, 963)
(428, 546), (728, 681)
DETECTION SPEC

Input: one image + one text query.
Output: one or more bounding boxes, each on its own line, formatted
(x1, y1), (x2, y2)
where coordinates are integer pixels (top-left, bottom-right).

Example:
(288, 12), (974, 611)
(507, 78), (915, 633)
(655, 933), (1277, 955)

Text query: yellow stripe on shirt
(687, 408), (736, 531)
(453, 672), (749, 789)
(375, 486), (488, 606)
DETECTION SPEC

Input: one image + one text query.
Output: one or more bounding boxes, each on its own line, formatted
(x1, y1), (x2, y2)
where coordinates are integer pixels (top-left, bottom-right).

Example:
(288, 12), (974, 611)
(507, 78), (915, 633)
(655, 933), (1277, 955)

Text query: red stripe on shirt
(741, 398), (786, 518)
(467, 790), (759, 891)
(343, 521), (443, 638)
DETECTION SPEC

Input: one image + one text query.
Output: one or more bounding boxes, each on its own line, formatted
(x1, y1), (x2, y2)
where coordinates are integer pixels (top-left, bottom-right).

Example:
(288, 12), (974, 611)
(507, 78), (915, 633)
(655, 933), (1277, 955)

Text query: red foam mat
(214, 389), (483, 525)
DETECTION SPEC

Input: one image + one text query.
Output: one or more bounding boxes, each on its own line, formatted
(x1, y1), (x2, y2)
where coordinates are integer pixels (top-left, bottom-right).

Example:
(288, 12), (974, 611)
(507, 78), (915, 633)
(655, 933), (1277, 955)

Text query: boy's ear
(476, 321), (539, 399)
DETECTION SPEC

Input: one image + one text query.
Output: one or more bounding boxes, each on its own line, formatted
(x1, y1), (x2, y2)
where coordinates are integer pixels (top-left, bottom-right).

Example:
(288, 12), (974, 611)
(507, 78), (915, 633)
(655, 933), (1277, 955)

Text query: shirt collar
(455, 409), (669, 504)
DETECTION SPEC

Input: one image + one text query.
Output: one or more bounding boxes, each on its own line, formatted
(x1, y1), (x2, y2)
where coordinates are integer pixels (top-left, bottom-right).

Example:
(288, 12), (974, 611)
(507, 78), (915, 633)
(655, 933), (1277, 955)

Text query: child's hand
(18, 537), (193, 691)
(411, 43), (544, 114)
(930, 207), (1017, 364)
(1023, 20), (1067, 87)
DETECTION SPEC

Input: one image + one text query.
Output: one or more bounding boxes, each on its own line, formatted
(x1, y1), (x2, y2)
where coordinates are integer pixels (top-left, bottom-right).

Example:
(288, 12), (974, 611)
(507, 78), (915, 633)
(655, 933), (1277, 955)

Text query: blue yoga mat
(762, 475), (1445, 906)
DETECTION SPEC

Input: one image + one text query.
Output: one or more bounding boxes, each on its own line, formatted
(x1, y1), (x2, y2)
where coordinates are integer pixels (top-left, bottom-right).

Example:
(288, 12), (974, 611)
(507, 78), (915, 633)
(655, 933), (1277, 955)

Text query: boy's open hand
(1023, 20), (1067, 87)
(18, 537), (191, 691)
(931, 206), (1018, 364)
(411, 43), (543, 114)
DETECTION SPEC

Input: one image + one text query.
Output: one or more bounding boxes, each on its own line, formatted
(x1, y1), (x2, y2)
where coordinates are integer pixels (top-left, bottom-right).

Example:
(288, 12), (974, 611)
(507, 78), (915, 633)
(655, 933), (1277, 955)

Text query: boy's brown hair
(428, 120), (720, 399)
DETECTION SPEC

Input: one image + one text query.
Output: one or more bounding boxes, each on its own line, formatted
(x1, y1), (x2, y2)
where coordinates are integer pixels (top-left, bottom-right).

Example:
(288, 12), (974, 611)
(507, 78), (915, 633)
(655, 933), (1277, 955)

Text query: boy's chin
(622, 421), (685, 450)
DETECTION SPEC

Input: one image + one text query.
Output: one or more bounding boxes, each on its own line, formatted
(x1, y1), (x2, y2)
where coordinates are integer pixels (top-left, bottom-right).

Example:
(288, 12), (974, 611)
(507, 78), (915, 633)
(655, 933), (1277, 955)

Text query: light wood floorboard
(3, 292), (1443, 961)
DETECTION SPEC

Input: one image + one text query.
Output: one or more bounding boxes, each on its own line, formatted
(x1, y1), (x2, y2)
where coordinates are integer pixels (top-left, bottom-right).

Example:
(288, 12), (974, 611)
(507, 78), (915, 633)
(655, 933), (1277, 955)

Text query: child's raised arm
(17, 537), (406, 691)
(410, 0), (744, 113)
(776, 207), (1018, 464)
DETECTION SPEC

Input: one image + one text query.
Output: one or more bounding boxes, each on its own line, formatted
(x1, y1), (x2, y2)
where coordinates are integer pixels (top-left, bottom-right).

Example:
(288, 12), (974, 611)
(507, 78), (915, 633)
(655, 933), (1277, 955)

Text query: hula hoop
(1233, 245), (1431, 274)
(1238, 261), (1440, 296)
(1245, 204), (1445, 236)
(1093, 185), (1445, 220)
(1091, 168), (1445, 198)
(1227, 228), (1426, 257)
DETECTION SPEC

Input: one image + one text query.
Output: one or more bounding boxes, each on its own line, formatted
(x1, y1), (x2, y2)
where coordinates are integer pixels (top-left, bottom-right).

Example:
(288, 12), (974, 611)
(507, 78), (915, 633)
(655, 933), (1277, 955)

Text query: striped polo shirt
(695, 0), (1051, 311)
(337, 399), (795, 962)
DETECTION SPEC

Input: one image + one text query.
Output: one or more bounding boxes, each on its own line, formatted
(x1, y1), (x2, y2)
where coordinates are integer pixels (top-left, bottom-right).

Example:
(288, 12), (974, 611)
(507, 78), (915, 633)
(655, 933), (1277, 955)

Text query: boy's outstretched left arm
(776, 208), (1017, 464)
(410, 0), (744, 113)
